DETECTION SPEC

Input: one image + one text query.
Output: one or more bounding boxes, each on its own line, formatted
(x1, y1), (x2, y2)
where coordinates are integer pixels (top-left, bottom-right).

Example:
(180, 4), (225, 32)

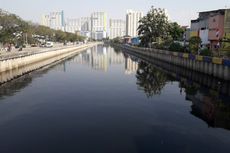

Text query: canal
(0, 44), (230, 153)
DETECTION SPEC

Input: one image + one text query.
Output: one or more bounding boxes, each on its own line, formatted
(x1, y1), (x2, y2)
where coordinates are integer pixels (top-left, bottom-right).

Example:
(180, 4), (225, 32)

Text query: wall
(0, 43), (99, 83)
(199, 29), (209, 45)
(115, 44), (230, 81)
(208, 14), (225, 40)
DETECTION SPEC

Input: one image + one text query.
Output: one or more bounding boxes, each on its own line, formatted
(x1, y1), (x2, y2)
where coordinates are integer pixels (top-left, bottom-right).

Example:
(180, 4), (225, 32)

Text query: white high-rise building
(109, 19), (126, 39)
(126, 10), (143, 37)
(91, 12), (107, 40)
(41, 11), (65, 31)
(65, 18), (81, 33)
(41, 15), (50, 27)
(81, 17), (91, 32)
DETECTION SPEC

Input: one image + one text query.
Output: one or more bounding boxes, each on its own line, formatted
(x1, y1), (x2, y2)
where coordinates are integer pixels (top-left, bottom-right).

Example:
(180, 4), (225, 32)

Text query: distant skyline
(0, 0), (230, 26)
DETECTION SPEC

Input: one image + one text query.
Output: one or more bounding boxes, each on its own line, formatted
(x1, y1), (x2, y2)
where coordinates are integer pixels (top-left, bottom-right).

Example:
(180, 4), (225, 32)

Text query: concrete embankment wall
(116, 44), (230, 81)
(0, 43), (98, 84)
(123, 48), (230, 96)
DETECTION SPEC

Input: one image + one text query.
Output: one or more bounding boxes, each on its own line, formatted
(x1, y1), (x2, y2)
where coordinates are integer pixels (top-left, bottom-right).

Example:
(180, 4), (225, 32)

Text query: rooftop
(198, 9), (227, 14)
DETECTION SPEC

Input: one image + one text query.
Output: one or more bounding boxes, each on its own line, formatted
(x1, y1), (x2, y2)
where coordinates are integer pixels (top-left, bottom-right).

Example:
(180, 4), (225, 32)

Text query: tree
(0, 10), (85, 45)
(189, 36), (201, 54)
(138, 6), (170, 47)
(169, 22), (184, 41)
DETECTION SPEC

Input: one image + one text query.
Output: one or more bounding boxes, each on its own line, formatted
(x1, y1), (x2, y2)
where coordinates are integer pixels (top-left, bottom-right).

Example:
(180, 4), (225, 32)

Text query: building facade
(81, 17), (91, 32)
(223, 9), (230, 50)
(190, 9), (230, 51)
(109, 19), (126, 39)
(41, 11), (65, 31)
(41, 15), (50, 28)
(126, 10), (143, 37)
(91, 12), (107, 40)
(65, 18), (81, 33)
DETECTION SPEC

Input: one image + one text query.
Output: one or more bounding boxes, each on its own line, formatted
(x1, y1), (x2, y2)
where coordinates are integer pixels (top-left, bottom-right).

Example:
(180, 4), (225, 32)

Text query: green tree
(0, 10), (85, 45)
(169, 22), (184, 41)
(138, 6), (170, 47)
(189, 36), (201, 54)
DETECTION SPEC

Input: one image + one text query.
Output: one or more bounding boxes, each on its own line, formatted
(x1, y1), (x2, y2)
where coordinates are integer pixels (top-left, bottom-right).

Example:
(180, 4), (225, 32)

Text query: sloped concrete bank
(122, 47), (230, 96)
(0, 43), (99, 84)
(114, 44), (230, 81)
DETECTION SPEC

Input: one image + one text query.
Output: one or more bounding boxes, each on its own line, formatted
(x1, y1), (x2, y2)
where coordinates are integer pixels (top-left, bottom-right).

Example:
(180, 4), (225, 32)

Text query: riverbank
(0, 42), (100, 84)
(112, 43), (230, 81)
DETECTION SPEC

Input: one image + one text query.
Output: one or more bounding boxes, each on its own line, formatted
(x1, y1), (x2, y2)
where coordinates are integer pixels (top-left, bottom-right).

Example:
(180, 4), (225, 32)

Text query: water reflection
(124, 56), (138, 75)
(0, 45), (230, 153)
(136, 61), (169, 97)
(183, 82), (230, 130)
(74, 45), (125, 72)
(123, 48), (230, 131)
(0, 58), (73, 100)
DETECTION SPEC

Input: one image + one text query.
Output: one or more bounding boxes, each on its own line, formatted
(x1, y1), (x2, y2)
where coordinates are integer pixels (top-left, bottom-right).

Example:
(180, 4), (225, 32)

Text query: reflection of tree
(136, 61), (168, 97)
(113, 46), (122, 54)
(0, 75), (33, 100)
(184, 83), (199, 96)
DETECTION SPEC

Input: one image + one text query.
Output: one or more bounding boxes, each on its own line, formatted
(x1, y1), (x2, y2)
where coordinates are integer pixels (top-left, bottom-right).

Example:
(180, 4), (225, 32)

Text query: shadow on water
(121, 47), (230, 131)
(0, 53), (80, 100)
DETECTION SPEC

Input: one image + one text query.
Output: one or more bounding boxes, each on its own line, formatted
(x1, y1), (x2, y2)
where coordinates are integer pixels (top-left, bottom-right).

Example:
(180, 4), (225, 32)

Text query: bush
(223, 51), (230, 58)
(200, 48), (212, 56)
(153, 43), (164, 50)
(169, 42), (184, 52)
(189, 36), (201, 54)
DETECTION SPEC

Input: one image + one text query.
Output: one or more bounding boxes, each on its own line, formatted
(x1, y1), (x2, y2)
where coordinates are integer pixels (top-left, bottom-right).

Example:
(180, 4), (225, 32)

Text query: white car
(45, 42), (53, 48)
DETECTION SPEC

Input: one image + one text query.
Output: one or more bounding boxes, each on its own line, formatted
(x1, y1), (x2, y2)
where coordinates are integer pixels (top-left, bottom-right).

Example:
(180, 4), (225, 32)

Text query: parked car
(31, 44), (37, 47)
(40, 43), (46, 47)
(45, 42), (54, 48)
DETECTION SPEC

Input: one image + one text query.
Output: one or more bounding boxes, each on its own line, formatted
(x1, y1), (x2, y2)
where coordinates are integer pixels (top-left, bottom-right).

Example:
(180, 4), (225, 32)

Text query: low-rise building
(190, 9), (230, 51)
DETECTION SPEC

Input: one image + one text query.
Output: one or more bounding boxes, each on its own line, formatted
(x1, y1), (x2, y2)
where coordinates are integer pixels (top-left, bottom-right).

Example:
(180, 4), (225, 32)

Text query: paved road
(0, 43), (80, 60)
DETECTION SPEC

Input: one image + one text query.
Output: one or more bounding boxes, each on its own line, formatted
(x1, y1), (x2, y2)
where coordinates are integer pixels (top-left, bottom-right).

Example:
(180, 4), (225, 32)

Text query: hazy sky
(0, 0), (229, 26)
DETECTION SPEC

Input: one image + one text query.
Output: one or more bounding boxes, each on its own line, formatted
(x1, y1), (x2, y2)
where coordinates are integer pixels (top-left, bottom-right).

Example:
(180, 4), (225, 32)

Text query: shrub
(200, 48), (212, 56)
(224, 51), (230, 58)
(152, 43), (164, 49)
(169, 42), (184, 52)
(189, 36), (201, 54)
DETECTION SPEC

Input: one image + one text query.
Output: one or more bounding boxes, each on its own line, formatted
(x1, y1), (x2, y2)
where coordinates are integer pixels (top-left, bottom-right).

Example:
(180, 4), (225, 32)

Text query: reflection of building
(107, 47), (124, 64)
(109, 19), (126, 39)
(125, 57), (138, 75)
(185, 88), (230, 130)
(74, 45), (124, 72)
(126, 10), (143, 37)
(91, 45), (108, 71)
(41, 11), (65, 31)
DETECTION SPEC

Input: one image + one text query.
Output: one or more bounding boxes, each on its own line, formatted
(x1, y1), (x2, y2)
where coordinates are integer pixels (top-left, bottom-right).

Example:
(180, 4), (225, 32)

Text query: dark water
(0, 45), (230, 153)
